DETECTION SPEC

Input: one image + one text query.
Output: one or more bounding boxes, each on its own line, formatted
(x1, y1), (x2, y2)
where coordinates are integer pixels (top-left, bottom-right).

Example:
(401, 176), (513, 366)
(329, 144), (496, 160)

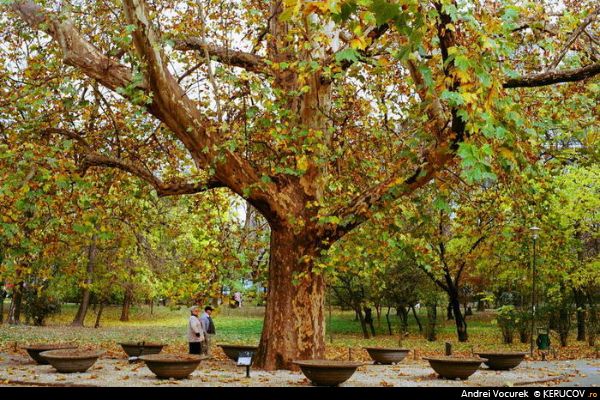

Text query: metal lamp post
(529, 226), (540, 357)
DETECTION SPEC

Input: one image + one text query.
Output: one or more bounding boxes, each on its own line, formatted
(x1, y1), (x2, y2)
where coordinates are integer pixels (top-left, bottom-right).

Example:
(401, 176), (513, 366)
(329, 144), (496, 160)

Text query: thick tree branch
(11, 1), (137, 92)
(454, 235), (486, 285)
(121, 0), (212, 157)
(322, 2), (461, 243)
(547, 6), (600, 71)
(42, 128), (222, 197)
(174, 38), (268, 74)
(418, 263), (449, 292)
(322, 24), (389, 84)
(324, 145), (454, 243)
(11, 0), (291, 226)
(503, 62), (600, 88)
(81, 153), (223, 197)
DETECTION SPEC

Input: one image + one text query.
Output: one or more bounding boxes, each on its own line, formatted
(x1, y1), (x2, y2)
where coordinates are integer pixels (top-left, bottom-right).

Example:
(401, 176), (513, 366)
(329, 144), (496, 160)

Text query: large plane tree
(3, 0), (599, 368)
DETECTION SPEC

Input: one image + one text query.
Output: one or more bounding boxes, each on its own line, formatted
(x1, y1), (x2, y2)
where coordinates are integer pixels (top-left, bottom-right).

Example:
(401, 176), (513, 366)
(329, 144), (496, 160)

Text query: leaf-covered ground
(0, 304), (598, 386)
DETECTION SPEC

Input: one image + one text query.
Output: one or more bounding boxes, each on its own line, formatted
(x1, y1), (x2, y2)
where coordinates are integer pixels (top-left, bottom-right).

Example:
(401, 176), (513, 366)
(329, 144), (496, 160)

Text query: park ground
(0, 305), (598, 387)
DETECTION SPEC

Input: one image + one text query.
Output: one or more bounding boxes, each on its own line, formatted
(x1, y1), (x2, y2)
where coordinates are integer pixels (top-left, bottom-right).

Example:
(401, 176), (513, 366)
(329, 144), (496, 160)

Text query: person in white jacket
(188, 306), (204, 354)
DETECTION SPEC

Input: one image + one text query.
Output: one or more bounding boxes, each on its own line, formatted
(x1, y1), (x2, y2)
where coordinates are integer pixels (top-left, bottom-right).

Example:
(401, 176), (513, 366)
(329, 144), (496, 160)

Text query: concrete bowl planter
(475, 352), (527, 370)
(293, 360), (365, 386)
(363, 347), (410, 365)
(139, 354), (203, 379)
(21, 344), (78, 365)
(423, 356), (487, 380)
(119, 342), (167, 358)
(40, 349), (105, 373)
(218, 344), (258, 361)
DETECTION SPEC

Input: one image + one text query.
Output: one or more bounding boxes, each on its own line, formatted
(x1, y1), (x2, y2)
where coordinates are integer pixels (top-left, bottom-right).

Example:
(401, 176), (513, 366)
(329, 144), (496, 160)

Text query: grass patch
(0, 304), (595, 361)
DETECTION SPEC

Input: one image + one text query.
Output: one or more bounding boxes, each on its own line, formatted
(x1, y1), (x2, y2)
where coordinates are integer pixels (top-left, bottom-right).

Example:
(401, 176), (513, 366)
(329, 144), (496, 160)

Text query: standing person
(200, 306), (216, 355)
(188, 306), (204, 354)
(233, 291), (242, 308)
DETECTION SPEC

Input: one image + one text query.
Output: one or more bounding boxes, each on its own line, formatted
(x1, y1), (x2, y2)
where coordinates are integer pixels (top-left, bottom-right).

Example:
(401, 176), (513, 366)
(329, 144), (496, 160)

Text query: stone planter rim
(293, 359), (366, 368)
(21, 344), (78, 351)
(423, 356), (487, 363)
(139, 354), (205, 363)
(119, 342), (167, 348)
(475, 351), (527, 357)
(363, 346), (410, 352)
(40, 349), (105, 360)
(217, 344), (258, 349)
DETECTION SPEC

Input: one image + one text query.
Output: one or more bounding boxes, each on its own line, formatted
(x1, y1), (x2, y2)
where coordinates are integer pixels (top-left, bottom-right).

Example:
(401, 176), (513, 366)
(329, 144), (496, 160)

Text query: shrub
(496, 305), (517, 344)
(22, 286), (61, 326)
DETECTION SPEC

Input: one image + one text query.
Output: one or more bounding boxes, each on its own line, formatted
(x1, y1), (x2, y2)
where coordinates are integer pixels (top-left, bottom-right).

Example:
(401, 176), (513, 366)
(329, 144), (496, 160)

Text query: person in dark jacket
(199, 306), (216, 355)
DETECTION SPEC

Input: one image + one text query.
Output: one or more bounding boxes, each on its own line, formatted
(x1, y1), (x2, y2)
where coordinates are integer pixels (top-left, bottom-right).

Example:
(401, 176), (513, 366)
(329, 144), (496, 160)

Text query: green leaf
(369, 0), (401, 26)
(335, 48), (361, 63)
(441, 90), (464, 106)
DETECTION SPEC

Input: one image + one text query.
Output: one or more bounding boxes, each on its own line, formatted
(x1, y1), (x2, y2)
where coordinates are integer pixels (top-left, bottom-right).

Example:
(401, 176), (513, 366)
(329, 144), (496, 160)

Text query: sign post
(237, 351), (253, 378)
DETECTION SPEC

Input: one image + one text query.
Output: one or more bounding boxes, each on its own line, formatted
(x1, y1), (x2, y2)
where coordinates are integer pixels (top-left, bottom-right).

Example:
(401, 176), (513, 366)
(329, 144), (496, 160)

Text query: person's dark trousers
(189, 342), (201, 354)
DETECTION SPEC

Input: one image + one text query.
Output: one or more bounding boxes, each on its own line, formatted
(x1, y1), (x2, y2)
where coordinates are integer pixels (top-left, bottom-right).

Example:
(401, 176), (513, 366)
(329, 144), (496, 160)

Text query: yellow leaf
(350, 37), (367, 50)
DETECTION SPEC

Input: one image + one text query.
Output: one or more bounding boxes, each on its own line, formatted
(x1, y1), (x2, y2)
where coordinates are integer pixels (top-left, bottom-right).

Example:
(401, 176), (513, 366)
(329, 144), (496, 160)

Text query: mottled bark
(255, 228), (325, 370)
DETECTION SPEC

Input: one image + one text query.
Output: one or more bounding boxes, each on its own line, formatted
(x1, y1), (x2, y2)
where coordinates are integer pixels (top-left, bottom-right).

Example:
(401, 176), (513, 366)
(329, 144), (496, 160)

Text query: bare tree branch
(42, 128), (223, 196)
(174, 38), (268, 74)
(323, 2), (462, 243)
(503, 62), (600, 88)
(81, 153), (223, 197)
(454, 235), (487, 285)
(546, 6), (600, 71)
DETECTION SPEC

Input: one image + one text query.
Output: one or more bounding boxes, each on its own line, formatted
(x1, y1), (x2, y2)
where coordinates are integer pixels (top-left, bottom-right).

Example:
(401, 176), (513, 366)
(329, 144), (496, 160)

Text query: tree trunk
(425, 302), (437, 342)
(385, 306), (392, 335)
(255, 228), (325, 370)
(8, 282), (24, 325)
(120, 288), (133, 322)
(94, 301), (105, 328)
(364, 307), (375, 337)
(356, 305), (370, 339)
(450, 291), (468, 341)
(574, 288), (586, 341)
(72, 235), (98, 327)
(477, 298), (485, 312)
(446, 301), (454, 320)
(412, 305), (423, 332)
(549, 311), (559, 330)
(0, 288), (6, 324)
(397, 306), (409, 335)
(557, 283), (571, 347)
(587, 289), (598, 347)
(558, 306), (570, 347)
